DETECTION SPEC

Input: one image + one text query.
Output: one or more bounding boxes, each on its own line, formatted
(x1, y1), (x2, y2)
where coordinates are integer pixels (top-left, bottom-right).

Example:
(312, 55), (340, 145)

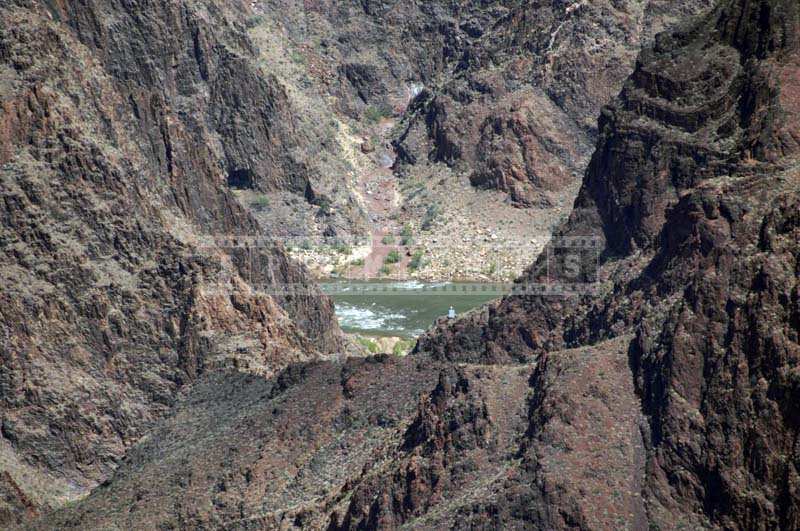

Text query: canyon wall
(3, 0), (798, 529)
(0, 0), (346, 524)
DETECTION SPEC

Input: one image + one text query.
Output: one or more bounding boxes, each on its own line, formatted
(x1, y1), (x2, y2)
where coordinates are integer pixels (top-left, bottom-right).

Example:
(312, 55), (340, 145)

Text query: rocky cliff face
(0, 0), (346, 524)
(5, 0), (799, 529)
(238, 0), (714, 282)
(388, 0), (714, 206)
(261, 0), (712, 201)
(417, 0), (800, 528)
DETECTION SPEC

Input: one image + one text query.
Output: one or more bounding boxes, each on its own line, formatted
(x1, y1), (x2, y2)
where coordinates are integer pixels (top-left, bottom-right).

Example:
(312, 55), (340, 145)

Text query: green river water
(320, 280), (506, 339)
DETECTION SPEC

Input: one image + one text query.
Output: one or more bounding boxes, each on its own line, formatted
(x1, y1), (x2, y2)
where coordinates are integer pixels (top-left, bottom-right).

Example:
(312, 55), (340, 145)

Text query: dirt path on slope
(351, 118), (411, 279)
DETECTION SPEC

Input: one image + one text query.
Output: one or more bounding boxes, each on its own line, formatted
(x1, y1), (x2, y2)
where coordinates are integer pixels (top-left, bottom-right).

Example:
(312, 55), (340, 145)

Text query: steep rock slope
(0, 0), (345, 524)
(418, 0), (800, 527)
(241, 0), (714, 281)
(15, 0), (800, 529)
(377, 0), (711, 204)
(41, 337), (651, 529)
(256, 0), (711, 205)
(39, 356), (444, 529)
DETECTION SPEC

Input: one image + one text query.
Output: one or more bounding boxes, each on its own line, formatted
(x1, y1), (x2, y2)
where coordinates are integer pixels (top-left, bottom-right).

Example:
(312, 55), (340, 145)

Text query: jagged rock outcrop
(250, 0), (712, 208)
(417, 0), (800, 527)
(6, 0), (799, 529)
(0, 0), (346, 522)
(390, 0), (715, 206)
(332, 367), (495, 529)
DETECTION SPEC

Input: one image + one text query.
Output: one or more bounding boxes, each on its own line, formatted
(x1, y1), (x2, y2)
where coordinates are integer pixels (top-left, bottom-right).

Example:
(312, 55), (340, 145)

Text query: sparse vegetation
(356, 337), (380, 354)
(290, 49), (306, 65)
(385, 250), (401, 264)
(363, 104), (392, 124)
(351, 257), (365, 266)
(246, 15), (265, 28)
(333, 241), (352, 255)
(400, 224), (413, 246)
(379, 264), (392, 275)
(250, 194), (270, 211)
(316, 198), (332, 217)
(409, 250), (424, 271)
(392, 339), (415, 356)
(421, 204), (440, 231)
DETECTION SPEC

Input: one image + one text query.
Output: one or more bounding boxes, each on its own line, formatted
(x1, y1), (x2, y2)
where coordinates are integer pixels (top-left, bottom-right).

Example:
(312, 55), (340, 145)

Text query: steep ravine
(0, 0), (348, 524)
(241, 0), (715, 282)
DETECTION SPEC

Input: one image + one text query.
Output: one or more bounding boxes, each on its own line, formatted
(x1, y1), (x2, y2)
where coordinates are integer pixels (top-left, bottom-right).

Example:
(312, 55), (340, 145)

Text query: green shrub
(379, 264), (392, 275)
(357, 337), (380, 354)
(385, 250), (401, 264)
(400, 224), (413, 238)
(317, 198), (332, 217)
(351, 257), (365, 266)
(409, 250), (424, 271)
(246, 15), (265, 28)
(421, 204), (440, 231)
(392, 339), (414, 356)
(250, 195), (270, 211)
(333, 241), (352, 255)
(290, 49), (306, 64)
(364, 104), (392, 124)
(381, 234), (395, 245)
(401, 235), (413, 246)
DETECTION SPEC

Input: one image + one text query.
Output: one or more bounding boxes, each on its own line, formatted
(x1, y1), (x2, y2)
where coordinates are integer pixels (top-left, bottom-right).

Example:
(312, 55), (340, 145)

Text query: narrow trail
(353, 117), (411, 279)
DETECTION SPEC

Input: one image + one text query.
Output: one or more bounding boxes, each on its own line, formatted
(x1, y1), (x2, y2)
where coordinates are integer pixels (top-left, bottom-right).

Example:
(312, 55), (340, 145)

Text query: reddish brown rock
(0, 472), (38, 528)
(417, 0), (800, 528)
(0, 0), (346, 519)
(3, 0), (799, 529)
(391, 0), (715, 206)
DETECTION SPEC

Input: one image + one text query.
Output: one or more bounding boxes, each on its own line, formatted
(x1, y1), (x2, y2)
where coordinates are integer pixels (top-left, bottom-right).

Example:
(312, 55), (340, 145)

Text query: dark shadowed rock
(417, 0), (800, 528)
(0, 0), (346, 518)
